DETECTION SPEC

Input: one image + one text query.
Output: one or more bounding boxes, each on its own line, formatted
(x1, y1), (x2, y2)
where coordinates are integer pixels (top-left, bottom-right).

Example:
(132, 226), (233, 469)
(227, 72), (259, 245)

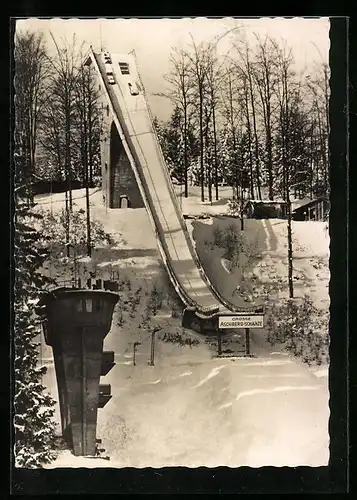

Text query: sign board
(218, 315), (264, 329)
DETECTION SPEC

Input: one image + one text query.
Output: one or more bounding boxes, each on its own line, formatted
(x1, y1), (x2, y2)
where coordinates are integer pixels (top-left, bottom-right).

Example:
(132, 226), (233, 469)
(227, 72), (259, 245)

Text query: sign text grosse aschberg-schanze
(218, 315), (264, 329)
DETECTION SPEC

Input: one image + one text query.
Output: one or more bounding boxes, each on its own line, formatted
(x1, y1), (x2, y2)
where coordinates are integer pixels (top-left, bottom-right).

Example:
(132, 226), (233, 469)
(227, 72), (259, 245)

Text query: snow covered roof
(291, 197), (314, 209)
(245, 199), (287, 205)
(292, 197), (328, 211)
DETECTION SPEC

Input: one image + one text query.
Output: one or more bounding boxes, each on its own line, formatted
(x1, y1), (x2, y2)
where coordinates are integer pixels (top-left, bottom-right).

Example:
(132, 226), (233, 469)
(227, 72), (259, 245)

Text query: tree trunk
(65, 189), (70, 257)
(244, 86), (254, 199)
(310, 123), (314, 198)
(282, 125), (294, 299)
(65, 100), (72, 257)
(183, 98), (188, 198)
(266, 113), (273, 199)
(248, 70), (262, 200)
(204, 106), (212, 204)
(266, 76), (274, 200)
(85, 172), (91, 257)
(228, 73), (238, 201)
(88, 87), (93, 187)
(65, 102), (73, 211)
(212, 104), (219, 201)
(207, 147), (212, 203)
(83, 88), (92, 257)
(282, 70), (294, 299)
(199, 93), (205, 202)
(287, 197), (294, 299)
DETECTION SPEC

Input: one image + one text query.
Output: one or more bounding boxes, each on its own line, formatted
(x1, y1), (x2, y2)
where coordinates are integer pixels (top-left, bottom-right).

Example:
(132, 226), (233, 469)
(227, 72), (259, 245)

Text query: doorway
(120, 195), (130, 208)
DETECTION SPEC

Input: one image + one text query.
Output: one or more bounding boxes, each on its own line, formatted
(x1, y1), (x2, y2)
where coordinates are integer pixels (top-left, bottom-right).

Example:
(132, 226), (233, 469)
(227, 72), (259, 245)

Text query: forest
(154, 33), (330, 204)
(14, 30), (330, 207)
(14, 32), (102, 200)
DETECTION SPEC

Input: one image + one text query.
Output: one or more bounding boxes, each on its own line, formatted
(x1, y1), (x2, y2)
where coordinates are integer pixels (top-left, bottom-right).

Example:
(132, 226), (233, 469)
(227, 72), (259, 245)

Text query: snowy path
(44, 345), (329, 468)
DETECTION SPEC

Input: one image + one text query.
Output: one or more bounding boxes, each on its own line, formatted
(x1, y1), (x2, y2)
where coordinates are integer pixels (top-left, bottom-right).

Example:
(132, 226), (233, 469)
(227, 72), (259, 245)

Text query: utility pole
(217, 329), (222, 356)
(85, 150), (92, 257)
(245, 328), (250, 356)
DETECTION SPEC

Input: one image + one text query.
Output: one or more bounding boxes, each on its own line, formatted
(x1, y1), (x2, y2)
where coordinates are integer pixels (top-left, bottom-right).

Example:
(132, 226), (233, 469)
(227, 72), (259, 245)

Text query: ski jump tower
(40, 286), (118, 456)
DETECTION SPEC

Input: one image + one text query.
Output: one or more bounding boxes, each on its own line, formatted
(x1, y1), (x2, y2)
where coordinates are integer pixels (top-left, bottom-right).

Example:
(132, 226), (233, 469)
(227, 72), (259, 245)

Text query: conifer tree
(13, 197), (57, 468)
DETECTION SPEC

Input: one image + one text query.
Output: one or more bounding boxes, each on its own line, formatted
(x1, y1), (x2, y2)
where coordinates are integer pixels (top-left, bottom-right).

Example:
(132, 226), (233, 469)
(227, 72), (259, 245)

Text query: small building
(244, 199), (288, 219)
(292, 197), (329, 221)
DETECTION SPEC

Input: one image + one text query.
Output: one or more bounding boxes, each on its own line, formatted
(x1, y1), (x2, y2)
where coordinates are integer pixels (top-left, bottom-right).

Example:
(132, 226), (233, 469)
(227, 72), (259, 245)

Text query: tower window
(85, 299), (93, 313)
(106, 104), (109, 116)
(119, 62), (130, 75)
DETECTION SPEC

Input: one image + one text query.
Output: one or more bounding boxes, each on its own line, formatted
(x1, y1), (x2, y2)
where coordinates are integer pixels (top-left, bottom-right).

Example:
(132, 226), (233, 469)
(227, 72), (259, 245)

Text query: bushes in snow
(35, 206), (115, 257)
(145, 282), (165, 318)
(207, 223), (260, 273)
(115, 280), (167, 327)
(266, 295), (329, 365)
(227, 198), (243, 217)
(207, 224), (244, 268)
(160, 331), (199, 347)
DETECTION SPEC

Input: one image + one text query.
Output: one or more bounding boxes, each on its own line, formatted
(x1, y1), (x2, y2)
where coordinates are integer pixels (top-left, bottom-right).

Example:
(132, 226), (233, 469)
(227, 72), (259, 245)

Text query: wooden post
(245, 328), (250, 356)
(81, 328), (86, 455)
(217, 329), (222, 356)
(133, 342), (141, 366)
(149, 330), (156, 366)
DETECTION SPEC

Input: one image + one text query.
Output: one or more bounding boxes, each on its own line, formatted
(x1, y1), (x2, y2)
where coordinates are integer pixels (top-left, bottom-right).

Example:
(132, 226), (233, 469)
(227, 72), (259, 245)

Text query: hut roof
(292, 197), (328, 212)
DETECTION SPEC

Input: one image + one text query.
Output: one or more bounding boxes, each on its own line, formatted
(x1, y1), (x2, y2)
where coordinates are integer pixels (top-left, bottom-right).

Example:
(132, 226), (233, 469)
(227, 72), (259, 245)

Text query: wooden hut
(292, 197), (329, 221)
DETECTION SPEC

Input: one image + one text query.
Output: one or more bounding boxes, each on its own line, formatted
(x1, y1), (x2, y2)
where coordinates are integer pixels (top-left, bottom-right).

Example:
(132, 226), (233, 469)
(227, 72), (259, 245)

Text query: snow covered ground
(34, 187), (330, 468)
(174, 185), (235, 217)
(189, 217), (330, 310)
(45, 348), (329, 468)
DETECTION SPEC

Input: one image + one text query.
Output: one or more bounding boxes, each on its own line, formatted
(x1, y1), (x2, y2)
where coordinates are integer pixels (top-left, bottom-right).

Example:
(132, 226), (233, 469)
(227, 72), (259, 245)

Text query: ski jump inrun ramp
(85, 49), (259, 329)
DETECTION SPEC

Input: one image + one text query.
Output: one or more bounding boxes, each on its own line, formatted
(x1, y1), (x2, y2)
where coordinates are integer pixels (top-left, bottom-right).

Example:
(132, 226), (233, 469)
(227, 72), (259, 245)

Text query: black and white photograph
(12, 16), (338, 473)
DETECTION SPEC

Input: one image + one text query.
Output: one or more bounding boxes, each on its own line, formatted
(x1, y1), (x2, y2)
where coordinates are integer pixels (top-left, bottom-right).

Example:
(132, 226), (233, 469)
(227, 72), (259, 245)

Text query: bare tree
(233, 41), (262, 200)
(47, 33), (82, 208)
(202, 99), (214, 202)
(74, 60), (101, 256)
(40, 33), (81, 256)
(226, 69), (239, 199)
(205, 47), (226, 201)
(273, 41), (302, 299)
(241, 72), (255, 199)
(252, 34), (279, 200)
(186, 36), (213, 202)
(14, 30), (48, 201)
(305, 62), (330, 197)
(155, 47), (194, 198)
(218, 62), (246, 200)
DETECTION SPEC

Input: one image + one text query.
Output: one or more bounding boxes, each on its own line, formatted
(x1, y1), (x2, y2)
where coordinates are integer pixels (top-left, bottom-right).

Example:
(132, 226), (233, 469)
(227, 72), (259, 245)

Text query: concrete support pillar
(41, 288), (118, 457)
